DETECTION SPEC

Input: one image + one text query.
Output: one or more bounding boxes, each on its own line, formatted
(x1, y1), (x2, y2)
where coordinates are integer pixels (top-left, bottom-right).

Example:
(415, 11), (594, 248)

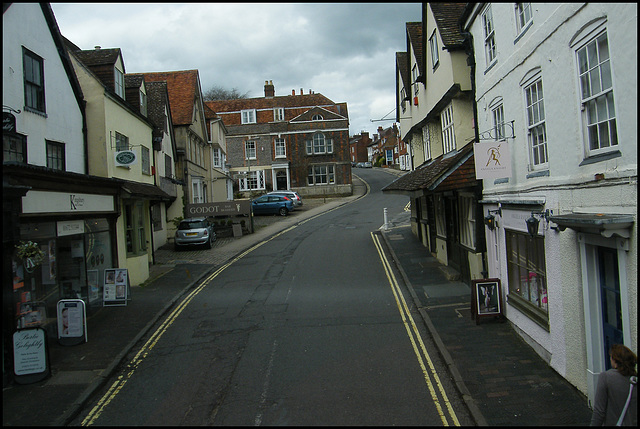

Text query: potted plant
(15, 241), (45, 273)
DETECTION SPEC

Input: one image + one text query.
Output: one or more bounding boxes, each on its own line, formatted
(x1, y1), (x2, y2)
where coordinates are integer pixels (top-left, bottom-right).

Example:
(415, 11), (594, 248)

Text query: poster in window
(103, 268), (129, 306)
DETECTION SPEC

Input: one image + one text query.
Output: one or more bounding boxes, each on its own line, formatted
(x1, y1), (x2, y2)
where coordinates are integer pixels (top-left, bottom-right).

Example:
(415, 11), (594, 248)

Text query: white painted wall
(2, 3), (85, 173)
(466, 2), (637, 400)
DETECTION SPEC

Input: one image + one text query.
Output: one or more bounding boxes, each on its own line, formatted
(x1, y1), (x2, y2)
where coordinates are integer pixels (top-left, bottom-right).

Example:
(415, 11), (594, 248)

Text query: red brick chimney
(264, 80), (274, 98)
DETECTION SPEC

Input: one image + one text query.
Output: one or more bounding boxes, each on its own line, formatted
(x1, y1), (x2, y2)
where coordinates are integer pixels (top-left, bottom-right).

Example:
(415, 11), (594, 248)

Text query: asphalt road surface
(71, 168), (474, 426)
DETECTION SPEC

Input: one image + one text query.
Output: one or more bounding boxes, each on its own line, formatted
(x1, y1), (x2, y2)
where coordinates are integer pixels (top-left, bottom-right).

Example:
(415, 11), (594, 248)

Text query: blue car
(252, 195), (293, 216)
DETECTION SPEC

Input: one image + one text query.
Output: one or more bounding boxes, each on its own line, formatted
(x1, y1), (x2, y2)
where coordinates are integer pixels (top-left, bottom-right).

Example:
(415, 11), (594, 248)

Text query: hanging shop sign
(103, 268), (130, 306)
(473, 141), (511, 180)
(115, 150), (137, 167)
(3, 112), (17, 133)
(13, 327), (50, 384)
(57, 299), (87, 346)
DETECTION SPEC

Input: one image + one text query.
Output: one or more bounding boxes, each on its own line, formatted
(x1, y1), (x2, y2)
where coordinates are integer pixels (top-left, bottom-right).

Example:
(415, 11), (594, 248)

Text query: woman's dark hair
(610, 344), (637, 377)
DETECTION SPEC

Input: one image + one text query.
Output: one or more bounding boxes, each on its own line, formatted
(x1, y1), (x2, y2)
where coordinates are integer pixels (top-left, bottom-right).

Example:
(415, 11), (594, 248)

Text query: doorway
(275, 171), (288, 191)
(598, 246), (623, 370)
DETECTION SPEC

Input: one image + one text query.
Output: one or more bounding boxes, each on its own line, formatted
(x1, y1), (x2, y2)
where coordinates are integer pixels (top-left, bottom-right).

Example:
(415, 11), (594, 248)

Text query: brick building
(205, 81), (351, 197)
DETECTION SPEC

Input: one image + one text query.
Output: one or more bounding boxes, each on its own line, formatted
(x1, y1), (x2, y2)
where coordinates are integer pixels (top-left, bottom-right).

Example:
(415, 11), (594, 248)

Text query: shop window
(506, 229), (549, 328)
(124, 201), (147, 255)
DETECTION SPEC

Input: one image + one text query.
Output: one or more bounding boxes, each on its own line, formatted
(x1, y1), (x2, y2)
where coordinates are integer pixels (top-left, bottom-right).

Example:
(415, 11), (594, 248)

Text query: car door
(252, 196), (269, 214)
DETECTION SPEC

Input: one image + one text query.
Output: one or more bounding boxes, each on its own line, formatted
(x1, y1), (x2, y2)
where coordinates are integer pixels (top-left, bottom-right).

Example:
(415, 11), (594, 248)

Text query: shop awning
(120, 180), (175, 202)
(549, 213), (635, 239)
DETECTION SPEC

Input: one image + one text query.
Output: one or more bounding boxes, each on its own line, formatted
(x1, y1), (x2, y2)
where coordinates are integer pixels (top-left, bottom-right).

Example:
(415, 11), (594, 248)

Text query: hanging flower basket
(15, 241), (45, 272)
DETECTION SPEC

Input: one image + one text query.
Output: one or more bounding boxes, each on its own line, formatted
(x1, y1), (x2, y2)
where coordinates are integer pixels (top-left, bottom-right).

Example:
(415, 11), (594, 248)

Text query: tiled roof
(72, 48), (122, 68)
(430, 3), (467, 48)
(396, 51), (410, 89)
(138, 70), (200, 126)
(382, 144), (474, 193)
(205, 92), (339, 114)
(406, 22), (423, 77)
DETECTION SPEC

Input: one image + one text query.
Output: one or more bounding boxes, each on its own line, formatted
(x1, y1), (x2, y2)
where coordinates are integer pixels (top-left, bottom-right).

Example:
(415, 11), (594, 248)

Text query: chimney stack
(264, 80), (274, 98)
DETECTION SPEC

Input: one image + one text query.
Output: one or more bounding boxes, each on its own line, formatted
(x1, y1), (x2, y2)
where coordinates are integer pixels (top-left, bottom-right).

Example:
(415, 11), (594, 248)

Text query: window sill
(526, 169), (549, 179)
(24, 106), (47, 117)
(579, 150), (622, 166)
(507, 293), (549, 331)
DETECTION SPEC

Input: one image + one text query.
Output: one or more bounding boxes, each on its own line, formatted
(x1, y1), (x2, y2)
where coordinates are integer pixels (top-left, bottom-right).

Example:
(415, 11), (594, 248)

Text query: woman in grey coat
(590, 344), (637, 426)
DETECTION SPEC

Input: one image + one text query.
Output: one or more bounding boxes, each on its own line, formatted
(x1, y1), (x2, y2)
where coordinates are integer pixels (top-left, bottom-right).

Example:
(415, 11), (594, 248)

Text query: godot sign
(186, 200), (251, 217)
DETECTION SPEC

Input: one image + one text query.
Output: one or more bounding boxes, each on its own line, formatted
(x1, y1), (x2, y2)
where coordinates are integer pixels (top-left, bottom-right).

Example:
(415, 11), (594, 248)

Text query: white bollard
(383, 207), (389, 230)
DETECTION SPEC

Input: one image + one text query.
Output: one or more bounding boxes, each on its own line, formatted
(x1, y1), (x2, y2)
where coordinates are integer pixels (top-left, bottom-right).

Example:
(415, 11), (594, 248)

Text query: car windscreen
(178, 221), (207, 230)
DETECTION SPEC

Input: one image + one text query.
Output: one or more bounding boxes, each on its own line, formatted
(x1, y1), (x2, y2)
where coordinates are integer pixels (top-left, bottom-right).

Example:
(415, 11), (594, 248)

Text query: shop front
(4, 165), (120, 340)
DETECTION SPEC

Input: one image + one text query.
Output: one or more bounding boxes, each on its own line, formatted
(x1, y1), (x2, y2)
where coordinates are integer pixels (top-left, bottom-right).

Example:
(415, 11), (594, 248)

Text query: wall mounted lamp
(484, 207), (502, 230)
(526, 209), (550, 237)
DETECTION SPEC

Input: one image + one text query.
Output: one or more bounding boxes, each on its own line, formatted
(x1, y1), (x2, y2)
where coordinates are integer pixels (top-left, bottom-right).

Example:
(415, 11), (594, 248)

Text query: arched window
(312, 114), (323, 121)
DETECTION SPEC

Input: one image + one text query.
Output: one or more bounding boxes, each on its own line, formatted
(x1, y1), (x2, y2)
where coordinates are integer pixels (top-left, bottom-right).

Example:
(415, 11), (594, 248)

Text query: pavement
(2, 169), (593, 426)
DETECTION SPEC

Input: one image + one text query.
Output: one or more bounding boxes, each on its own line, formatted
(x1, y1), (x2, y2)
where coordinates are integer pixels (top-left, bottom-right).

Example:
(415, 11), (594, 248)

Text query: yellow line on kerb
(371, 232), (460, 426)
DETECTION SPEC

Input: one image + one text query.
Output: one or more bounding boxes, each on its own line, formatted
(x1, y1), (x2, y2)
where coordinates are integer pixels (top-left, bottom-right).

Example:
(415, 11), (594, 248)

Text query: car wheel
(278, 207), (288, 216)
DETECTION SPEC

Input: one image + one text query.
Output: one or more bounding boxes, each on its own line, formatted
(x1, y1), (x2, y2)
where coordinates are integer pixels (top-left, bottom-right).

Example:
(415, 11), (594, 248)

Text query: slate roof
(382, 144), (476, 193)
(430, 3), (467, 49)
(138, 70), (201, 127)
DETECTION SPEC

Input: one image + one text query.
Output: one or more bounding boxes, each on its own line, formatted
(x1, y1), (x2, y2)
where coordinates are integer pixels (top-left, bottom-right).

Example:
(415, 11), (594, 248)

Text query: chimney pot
(300, 88), (303, 95)
(292, 89), (295, 96)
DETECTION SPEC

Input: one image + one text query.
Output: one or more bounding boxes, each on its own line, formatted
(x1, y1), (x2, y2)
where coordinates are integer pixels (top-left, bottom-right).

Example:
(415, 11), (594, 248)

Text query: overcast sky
(50, 3), (421, 138)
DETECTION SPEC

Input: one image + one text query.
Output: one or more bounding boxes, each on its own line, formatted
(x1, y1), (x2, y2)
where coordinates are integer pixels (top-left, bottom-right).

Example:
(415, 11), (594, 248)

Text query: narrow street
(71, 169), (473, 426)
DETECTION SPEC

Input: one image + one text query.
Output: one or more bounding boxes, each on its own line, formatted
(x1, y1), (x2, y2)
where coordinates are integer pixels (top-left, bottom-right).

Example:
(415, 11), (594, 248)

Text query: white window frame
(141, 145), (150, 175)
(515, 3), (533, 36)
(275, 137), (286, 158)
(212, 148), (221, 168)
(307, 165), (335, 186)
(139, 89), (147, 116)
(482, 5), (496, 67)
(245, 140), (256, 160)
(523, 77), (548, 168)
(458, 194), (476, 250)
(241, 109), (256, 124)
(312, 114), (323, 121)
(441, 104), (456, 154)
(114, 67), (125, 98)
(412, 64), (419, 96)
(575, 30), (618, 156)
(492, 103), (506, 141)
(239, 170), (265, 191)
(274, 107), (285, 122)
(429, 30), (439, 69)
(306, 132), (333, 155)
(422, 125), (431, 161)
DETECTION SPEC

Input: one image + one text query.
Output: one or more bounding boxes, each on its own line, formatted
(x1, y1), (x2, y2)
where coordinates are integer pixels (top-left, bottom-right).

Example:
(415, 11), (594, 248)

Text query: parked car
(356, 162), (365, 168)
(174, 217), (216, 250)
(363, 161), (373, 168)
(268, 190), (303, 208)
(252, 195), (293, 216)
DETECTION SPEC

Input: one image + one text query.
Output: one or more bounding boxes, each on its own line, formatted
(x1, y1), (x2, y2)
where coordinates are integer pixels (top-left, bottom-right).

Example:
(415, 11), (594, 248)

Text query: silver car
(174, 217), (216, 250)
(267, 190), (303, 208)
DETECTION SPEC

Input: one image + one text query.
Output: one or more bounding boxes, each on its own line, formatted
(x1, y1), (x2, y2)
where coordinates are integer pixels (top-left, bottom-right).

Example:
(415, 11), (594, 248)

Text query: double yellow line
(371, 232), (459, 426)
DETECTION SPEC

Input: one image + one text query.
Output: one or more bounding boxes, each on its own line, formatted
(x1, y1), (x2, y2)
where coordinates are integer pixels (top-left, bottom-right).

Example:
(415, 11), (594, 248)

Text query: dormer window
(241, 109), (256, 124)
(114, 67), (125, 98)
(139, 89), (147, 116)
(274, 107), (284, 121)
(312, 114), (323, 121)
